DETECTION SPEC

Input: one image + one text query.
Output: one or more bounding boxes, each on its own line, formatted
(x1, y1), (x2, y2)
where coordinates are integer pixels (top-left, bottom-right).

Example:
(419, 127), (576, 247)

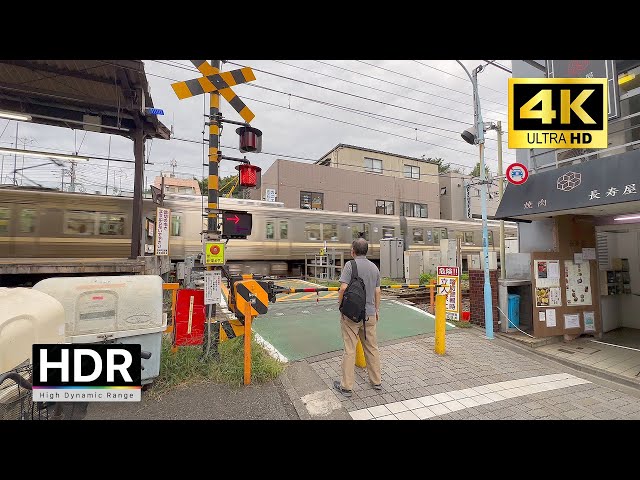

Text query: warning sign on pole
(204, 242), (225, 265)
(437, 266), (460, 321)
(204, 270), (222, 305)
(155, 207), (170, 256)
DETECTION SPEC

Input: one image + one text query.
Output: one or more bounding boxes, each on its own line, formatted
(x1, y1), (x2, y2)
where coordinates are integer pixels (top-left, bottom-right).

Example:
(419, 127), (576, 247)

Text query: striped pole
(208, 59), (221, 235)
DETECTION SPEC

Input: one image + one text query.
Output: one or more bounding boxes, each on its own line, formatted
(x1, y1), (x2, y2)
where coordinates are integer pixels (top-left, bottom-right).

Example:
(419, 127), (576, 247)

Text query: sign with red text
(437, 266), (460, 321)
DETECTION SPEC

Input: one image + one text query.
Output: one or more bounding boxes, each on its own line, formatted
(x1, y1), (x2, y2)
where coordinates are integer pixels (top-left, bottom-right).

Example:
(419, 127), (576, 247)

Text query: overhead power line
(412, 60), (505, 95)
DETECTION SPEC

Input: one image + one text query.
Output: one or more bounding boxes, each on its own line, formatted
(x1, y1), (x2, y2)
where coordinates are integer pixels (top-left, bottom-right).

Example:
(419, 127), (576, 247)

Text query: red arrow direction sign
(227, 215), (240, 224)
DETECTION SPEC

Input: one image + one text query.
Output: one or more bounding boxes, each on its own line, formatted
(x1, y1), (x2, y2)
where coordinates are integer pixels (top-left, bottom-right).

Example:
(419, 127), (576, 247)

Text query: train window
(413, 228), (424, 244)
(266, 221), (275, 240)
(170, 215), (181, 236)
(19, 209), (37, 234)
(433, 229), (440, 245)
(280, 221), (288, 240)
(305, 223), (321, 241)
(348, 203), (358, 213)
(351, 223), (369, 241)
(98, 213), (125, 236)
(382, 226), (395, 238)
(64, 211), (96, 235)
(323, 223), (339, 242)
(440, 228), (448, 239)
(0, 207), (9, 234)
(464, 231), (474, 243)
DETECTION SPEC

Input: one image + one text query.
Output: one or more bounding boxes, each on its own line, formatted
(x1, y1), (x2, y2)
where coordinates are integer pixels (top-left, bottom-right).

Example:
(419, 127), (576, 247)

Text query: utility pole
(105, 136), (111, 195)
(497, 121), (505, 279)
(458, 60), (494, 340)
(69, 160), (76, 192)
(13, 122), (18, 185)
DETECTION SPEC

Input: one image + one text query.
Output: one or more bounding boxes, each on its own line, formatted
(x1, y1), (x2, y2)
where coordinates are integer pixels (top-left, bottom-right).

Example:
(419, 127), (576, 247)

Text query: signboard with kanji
(204, 270), (222, 305)
(155, 207), (170, 256)
(205, 242), (225, 265)
(437, 266), (460, 321)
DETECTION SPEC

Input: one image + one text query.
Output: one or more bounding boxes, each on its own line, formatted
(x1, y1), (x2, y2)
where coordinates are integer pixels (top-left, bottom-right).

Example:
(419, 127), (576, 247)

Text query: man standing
(334, 238), (382, 397)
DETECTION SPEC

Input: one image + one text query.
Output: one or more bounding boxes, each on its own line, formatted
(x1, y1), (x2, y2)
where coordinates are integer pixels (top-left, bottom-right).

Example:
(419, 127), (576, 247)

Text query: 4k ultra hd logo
(508, 78), (608, 149)
(32, 344), (142, 402)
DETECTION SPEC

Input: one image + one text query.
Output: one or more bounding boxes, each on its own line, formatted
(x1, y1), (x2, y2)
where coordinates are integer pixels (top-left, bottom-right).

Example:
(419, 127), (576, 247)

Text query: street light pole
(457, 60), (494, 340)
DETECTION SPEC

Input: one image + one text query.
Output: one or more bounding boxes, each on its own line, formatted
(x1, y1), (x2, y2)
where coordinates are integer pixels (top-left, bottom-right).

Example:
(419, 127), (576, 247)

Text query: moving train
(0, 186), (518, 275)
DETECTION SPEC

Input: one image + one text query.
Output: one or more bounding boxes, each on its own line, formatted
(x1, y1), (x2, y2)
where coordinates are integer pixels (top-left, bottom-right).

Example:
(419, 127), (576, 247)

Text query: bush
(461, 273), (469, 281)
(419, 272), (436, 285)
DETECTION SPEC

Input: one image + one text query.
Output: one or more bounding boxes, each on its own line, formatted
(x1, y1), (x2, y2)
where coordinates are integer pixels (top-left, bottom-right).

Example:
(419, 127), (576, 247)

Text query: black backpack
(340, 260), (368, 332)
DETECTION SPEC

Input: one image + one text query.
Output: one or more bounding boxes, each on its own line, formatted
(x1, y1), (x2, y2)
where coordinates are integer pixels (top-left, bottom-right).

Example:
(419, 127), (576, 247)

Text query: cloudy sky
(0, 60), (516, 194)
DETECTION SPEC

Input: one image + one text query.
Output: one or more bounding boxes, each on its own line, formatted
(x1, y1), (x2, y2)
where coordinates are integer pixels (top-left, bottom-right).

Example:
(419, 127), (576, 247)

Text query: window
(64, 211), (96, 235)
(305, 223), (321, 241)
(433, 229), (440, 245)
(364, 157), (382, 173)
(404, 164), (419, 179)
(440, 228), (448, 239)
(348, 203), (358, 213)
(19, 209), (37, 234)
(0, 207), (9, 234)
(280, 221), (288, 240)
(323, 223), (339, 241)
(464, 231), (474, 244)
(376, 200), (394, 215)
(170, 215), (181, 236)
(400, 202), (427, 218)
(413, 228), (424, 244)
(382, 226), (395, 238)
(266, 221), (275, 239)
(300, 191), (324, 210)
(352, 223), (370, 241)
(488, 230), (494, 247)
(98, 213), (125, 236)
(440, 186), (447, 195)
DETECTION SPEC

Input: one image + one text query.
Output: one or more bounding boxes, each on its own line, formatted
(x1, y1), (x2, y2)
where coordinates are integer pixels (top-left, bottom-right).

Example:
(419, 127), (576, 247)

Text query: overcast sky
(0, 60), (515, 194)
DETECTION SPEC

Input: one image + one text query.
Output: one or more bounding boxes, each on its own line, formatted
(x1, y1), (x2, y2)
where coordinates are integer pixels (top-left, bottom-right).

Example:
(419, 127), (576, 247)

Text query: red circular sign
(506, 163), (529, 185)
(209, 245), (220, 255)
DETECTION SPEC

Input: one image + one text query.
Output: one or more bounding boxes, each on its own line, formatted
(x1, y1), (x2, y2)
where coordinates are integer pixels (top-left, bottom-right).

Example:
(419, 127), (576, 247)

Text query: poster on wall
(535, 286), (562, 307)
(584, 311), (596, 332)
(546, 309), (557, 327)
(565, 261), (592, 306)
(534, 260), (560, 288)
(564, 313), (581, 329)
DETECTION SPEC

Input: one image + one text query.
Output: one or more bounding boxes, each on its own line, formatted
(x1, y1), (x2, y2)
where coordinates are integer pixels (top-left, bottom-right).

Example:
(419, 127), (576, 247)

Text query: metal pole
(105, 136), (111, 195)
(473, 66), (494, 340)
(13, 123), (18, 185)
(497, 121), (506, 279)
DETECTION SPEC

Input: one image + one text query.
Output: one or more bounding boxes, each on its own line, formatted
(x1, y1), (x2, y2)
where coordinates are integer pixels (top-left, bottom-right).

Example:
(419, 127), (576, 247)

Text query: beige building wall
(438, 172), (499, 220)
(319, 145), (439, 188)
(252, 159), (440, 218)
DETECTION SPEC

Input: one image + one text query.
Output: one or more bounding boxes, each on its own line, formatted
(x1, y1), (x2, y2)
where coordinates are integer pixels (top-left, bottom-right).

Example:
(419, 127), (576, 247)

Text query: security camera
(461, 126), (477, 145)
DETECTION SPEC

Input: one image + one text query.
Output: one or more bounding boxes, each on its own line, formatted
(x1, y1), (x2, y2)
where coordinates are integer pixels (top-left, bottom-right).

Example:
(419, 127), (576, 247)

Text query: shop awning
(495, 149), (640, 220)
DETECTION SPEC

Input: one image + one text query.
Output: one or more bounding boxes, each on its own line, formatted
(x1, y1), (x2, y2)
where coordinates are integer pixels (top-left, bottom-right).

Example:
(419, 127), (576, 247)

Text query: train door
(264, 218), (279, 259)
(0, 202), (13, 257)
(13, 203), (39, 257)
(277, 218), (290, 259)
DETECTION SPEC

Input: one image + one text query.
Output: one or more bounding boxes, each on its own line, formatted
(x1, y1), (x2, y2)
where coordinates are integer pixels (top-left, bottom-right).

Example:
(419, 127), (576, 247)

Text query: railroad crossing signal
(171, 60), (256, 123)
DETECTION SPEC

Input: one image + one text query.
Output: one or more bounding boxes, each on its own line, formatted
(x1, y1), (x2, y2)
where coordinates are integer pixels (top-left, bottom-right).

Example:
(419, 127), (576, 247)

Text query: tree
(425, 157), (451, 173)
(195, 175), (243, 198)
(470, 161), (491, 179)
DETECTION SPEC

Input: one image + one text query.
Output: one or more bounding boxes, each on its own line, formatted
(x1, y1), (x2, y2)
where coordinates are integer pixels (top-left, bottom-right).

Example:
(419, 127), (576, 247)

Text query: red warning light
(236, 164), (262, 188)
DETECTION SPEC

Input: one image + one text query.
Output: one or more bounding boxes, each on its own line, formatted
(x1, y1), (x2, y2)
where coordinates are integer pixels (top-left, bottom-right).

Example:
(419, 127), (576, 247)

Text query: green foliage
(194, 174), (243, 198)
(470, 162), (491, 179)
(151, 333), (285, 397)
(419, 272), (436, 285)
(461, 272), (469, 281)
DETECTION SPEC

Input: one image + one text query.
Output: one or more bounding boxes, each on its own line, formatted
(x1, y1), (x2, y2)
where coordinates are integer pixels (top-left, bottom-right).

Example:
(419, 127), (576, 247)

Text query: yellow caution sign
(205, 242), (225, 265)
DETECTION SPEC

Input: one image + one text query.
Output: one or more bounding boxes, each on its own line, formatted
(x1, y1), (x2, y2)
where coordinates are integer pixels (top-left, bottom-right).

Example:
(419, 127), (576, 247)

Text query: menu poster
(564, 313), (581, 330)
(535, 260), (560, 288)
(584, 311), (596, 332)
(549, 287), (562, 306)
(565, 261), (592, 306)
(546, 309), (557, 327)
(536, 287), (551, 307)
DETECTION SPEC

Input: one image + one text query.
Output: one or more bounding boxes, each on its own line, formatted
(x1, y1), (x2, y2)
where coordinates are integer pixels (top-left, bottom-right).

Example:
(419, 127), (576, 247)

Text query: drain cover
(558, 348), (575, 354)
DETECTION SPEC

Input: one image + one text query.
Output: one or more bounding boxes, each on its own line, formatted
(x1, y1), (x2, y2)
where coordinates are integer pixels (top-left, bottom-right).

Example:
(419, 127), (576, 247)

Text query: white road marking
(347, 373), (590, 420)
(254, 332), (288, 364)
(589, 339), (640, 352)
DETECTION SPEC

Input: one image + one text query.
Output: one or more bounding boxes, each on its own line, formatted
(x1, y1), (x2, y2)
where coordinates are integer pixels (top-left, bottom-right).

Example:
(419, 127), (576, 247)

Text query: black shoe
(372, 383), (383, 391)
(333, 380), (353, 398)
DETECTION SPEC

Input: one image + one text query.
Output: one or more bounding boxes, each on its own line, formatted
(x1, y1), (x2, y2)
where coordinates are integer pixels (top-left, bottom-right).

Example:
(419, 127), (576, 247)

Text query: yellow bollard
(355, 338), (366, 368)
(434, 293), (446, 355)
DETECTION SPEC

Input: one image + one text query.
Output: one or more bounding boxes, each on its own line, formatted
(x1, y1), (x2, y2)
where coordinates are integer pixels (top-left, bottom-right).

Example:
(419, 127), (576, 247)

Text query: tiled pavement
(310, 329), (640, 420)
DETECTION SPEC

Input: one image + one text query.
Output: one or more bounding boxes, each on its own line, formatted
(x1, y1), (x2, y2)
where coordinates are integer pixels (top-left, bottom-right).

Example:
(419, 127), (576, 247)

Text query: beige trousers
(340, 314), (381, 391)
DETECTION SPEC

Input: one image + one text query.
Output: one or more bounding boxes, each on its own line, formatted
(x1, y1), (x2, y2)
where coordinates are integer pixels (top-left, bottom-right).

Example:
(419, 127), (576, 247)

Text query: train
(0, 186), (518, 276)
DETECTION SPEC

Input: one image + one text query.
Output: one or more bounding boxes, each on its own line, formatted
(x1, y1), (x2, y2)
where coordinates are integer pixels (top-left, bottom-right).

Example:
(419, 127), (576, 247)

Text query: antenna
(170, 158), (177, 176)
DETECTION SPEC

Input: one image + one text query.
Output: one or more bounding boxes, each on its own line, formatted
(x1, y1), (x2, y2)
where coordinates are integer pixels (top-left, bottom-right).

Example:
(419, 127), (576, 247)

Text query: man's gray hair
(352, 238), (368, 256)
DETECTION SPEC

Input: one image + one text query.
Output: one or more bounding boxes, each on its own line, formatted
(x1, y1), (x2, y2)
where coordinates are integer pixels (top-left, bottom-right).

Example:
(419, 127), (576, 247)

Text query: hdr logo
(32, 344), (142, 402)
(508, 78), (608, 149)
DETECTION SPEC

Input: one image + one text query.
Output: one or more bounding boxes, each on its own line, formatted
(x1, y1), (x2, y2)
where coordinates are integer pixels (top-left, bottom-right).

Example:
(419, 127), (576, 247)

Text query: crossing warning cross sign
(171, 60), (256, 123)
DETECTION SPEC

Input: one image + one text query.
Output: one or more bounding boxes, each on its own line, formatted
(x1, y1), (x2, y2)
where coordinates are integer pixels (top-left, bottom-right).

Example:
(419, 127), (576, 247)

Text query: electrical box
(422, 251), (441, 275)
(174, 289), (206, 346)
(380, 238), (404, 279)
(404, 251), (423, 284)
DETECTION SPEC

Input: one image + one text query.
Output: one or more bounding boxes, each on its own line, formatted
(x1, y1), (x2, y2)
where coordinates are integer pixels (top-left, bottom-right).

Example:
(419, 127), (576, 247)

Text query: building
(494, 59), (640, 341)
(153, 175), (201, 195)
(251, 144), (441, 218)
(438, 172), (500, 221)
